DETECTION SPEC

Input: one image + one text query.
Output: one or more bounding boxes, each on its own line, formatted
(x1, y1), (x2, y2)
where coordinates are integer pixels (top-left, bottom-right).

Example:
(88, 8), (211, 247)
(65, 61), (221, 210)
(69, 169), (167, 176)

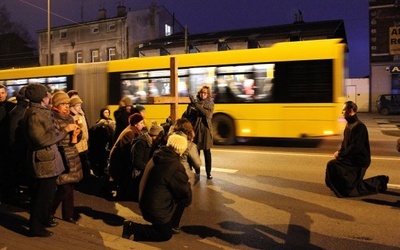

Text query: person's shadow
(73, 206), (126, 226)
(0, 206), (31, 236)
(182, 221), (324, 249)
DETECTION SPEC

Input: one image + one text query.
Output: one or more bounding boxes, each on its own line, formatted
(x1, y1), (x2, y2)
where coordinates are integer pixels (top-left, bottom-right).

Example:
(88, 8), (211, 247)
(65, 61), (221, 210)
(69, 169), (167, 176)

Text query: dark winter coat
(131, 133), (153, 172)
(53, 110), (83, 185)
(22, 102), (67, 178)
(8, 99), (29, 146)
(139, 146), (192, 225)
(192, 96), (214, 150)
(0, 100), (15, 153)
(109, 125), (141, 184)
(337, 115), (371, 168)
(114, 106), (132, 142)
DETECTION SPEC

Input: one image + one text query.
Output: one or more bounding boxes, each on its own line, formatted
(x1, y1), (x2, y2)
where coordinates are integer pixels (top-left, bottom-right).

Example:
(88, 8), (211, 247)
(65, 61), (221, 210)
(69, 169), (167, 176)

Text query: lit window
(165, 24), (172, 36)
(108, 47), (116, 60)
(92, 50), (99, 62)
(76, 52), (83, 63)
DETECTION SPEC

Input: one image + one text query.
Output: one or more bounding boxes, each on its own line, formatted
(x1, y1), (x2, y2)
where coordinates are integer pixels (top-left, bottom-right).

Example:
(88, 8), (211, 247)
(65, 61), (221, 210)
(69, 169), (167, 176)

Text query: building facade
(37, 4), (184, 66)
(369, 0), (400, 112)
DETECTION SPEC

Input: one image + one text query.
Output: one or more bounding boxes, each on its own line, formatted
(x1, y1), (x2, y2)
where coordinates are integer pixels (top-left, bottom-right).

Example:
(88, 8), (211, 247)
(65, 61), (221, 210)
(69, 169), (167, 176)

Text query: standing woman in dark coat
(189, 85), (214, 179)
(22, 83), (77, 237)
(50, 91), (83, 224)
(89, 108), (115, 177)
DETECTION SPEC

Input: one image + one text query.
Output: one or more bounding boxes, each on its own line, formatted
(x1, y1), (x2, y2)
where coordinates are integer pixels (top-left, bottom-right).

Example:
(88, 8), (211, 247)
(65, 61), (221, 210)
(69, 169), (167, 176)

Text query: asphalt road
(70, 115), (400, 249)
(1, 112), (400, 249)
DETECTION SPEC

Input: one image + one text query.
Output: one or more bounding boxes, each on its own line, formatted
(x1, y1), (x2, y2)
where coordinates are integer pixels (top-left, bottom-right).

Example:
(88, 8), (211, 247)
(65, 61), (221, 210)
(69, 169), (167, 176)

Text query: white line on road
(213, 148), (400, 161)
(207, 167), (238, 173)
(388, 184), (400, 189)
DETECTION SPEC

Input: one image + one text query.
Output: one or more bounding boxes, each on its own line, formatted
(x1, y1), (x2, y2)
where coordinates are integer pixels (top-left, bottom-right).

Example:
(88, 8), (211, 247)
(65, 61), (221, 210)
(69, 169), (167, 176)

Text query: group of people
(0, 84), (84, 237)
(109, 85), (215, 241)
(0, 82), (215, 241)
(1, 80), (393, 242)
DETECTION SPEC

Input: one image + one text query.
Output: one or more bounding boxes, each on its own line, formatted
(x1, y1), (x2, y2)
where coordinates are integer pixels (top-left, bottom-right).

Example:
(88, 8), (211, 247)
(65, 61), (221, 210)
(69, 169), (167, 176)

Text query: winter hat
(16, 86), (28, 101)
(67, 90), (79, 98)
(70, 96), (83, 106)
(51, 91), (70, 107)
(129, 113), (143, 126)
(136, 104), (145, 112)
(121, 96), (132, 106)
(148, 121), (164, 136)
(25, 83), (48, 103)
(167, 133), (188, 155)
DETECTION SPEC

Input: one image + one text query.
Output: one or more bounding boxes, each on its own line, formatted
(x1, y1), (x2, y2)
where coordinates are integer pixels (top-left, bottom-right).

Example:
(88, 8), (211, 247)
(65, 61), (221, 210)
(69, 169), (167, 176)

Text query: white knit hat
(167, 133), (188, 155)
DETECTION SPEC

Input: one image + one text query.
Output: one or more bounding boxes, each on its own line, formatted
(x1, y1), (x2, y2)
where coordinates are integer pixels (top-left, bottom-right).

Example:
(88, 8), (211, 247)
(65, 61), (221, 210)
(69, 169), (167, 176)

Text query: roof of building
(139, 19), (348, 52)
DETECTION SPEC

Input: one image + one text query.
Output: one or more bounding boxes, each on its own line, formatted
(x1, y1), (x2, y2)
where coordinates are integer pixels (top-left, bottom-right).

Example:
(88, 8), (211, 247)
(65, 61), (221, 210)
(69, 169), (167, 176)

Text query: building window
(107, 22), (116, 32)
(60, 52), (68, 64)
(108, 47), (116, 60)
(76, 51), (83, 63)
(91, 49), (100, 62)
(165, 24), (172, 36)
(91, 25), (99, 34)
(60, 29), (67, 39)
(42, 32), (53, 42)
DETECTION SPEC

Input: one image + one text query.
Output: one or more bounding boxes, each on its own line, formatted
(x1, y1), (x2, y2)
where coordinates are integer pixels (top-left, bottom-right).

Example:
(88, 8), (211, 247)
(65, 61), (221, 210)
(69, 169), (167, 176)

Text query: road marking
(213, 148), (400, 161)
(388, 184), (400, 189)
(206, 167), (238, 173)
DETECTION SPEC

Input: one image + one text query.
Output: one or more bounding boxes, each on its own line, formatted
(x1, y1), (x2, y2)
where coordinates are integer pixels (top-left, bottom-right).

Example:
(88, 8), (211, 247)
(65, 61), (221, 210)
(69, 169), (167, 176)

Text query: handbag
(58, 146), (70, 173)
(182, 104), (198, 127)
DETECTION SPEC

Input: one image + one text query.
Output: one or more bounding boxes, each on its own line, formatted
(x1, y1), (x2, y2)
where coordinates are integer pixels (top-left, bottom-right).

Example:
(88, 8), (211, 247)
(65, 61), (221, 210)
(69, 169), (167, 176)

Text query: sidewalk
(0, 202), (159, 250)
(332, 112), (400, 142)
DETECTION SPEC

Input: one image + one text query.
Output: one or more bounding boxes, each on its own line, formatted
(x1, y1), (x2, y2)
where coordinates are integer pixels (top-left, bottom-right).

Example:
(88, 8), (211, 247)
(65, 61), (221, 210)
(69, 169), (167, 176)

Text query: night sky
(3, 0), (369, 78)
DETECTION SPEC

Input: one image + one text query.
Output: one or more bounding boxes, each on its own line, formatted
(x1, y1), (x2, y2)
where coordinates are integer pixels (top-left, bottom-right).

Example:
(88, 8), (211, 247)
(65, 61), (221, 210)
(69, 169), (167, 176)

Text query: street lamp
(47, 0), (51, 65)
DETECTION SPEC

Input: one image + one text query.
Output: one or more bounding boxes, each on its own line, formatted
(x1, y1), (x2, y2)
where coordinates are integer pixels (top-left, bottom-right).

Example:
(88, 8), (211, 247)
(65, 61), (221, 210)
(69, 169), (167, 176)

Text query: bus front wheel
(212, 114), (236, 145)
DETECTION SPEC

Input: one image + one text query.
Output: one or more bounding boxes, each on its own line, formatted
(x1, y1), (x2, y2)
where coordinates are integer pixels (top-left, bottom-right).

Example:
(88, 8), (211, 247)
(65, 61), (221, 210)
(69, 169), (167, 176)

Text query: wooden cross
(147, 57), (190, 121)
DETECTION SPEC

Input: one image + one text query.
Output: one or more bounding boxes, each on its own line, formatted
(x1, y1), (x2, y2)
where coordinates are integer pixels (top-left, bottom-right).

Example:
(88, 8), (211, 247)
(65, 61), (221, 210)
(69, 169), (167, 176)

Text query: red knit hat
(129, 113), (143, 126)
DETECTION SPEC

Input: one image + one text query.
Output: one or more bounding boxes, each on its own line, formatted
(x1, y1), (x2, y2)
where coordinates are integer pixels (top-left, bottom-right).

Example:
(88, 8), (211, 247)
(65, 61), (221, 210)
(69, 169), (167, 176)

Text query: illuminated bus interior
(111, 60), (332, 105)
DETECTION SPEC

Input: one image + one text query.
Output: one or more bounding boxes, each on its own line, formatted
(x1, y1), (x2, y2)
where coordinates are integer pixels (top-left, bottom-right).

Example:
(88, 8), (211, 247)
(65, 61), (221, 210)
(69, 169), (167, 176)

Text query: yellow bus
(0, 39), (346, 144)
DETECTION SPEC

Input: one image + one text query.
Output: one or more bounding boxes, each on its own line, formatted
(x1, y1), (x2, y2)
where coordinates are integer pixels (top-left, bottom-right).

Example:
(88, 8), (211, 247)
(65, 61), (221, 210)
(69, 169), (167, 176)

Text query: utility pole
(47, 0), (51, 65)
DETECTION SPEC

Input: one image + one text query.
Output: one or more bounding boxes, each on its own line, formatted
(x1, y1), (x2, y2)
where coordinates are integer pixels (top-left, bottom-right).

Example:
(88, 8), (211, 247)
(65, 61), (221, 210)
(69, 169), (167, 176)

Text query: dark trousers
(79, 151), (91, 180)
(170, 200), (186, 229)
(52, 183), (75, 220)
(325, 159), (383, 197)
(29, 176), (57, 233)
(133, 221), (172, 242)
(199, 149), (212, 175)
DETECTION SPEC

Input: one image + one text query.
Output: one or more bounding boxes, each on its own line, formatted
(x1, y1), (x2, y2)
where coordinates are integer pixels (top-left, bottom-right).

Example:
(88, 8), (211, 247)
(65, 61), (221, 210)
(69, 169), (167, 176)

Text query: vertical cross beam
(170, 57), (178, 122)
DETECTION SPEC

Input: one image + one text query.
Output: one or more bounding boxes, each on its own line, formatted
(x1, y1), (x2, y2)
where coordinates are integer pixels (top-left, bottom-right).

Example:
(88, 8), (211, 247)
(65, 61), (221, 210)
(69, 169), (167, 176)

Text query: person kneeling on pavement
(325, 101), (389, 197)
(122, 133), (191, 242)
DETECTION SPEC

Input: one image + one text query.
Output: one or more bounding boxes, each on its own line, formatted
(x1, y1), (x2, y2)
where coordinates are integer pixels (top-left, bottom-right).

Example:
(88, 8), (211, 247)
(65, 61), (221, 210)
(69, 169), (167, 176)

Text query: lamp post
(47, 0), (51, 65)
